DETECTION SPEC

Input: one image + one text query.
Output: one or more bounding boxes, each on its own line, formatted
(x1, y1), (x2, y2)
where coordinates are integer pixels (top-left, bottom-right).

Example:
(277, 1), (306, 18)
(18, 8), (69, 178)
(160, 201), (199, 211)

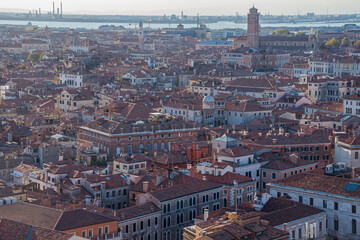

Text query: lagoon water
(0, 19), (359, 30)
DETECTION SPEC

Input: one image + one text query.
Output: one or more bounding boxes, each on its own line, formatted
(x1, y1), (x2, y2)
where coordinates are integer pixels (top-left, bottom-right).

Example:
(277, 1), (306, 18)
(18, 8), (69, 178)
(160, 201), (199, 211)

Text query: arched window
(161, 142), (165, 150)
(146, 143), (150, 151)
(154, 143), (158, 151)
(163, 218), (167, 228)
(167, 216), (171, 227)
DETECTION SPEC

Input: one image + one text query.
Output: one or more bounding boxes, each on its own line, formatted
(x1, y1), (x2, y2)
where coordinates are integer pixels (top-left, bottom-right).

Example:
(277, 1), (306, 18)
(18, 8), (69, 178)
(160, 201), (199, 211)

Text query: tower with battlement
(247, 6), (260, 48)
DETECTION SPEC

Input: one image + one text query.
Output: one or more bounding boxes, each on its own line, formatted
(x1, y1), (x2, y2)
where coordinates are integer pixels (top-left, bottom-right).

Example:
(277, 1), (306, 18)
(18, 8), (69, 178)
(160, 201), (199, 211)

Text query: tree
(341, 37), (351, 47)
(295, 32), (307, 38)
(16, 65), (26, 69)
(28, 52), (47, 63)
(325, 38), (340, 47)
(274, 28), (292, 37)
(354, 40), (360, 49)
(28, 53), (41, 63)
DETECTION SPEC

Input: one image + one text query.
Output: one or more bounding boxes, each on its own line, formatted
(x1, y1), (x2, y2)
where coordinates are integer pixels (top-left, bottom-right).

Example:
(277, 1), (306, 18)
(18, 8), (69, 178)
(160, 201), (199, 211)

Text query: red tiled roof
(149, 175), (222, 202)
(271, 172), (360, 198)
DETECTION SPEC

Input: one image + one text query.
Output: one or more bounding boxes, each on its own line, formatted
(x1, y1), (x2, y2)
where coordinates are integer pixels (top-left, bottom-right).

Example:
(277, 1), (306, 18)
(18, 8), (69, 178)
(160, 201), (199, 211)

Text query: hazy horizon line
(1, 8), (359, 17)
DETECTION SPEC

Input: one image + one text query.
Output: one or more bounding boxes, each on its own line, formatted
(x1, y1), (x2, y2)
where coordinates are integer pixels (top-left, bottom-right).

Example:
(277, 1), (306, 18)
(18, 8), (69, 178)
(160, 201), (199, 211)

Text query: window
(125, 225), (128, 233)
(352, 205), (357, 214)
(263, 171), (267, 177)
(310, 198), (314, 206)
(133, 223), (136, 232)
(272, 173), (276, 179)
(98, 227), (103, 236)
(148, 219), (151, 227)
(352, 219), (357, 234)
(334, 219), (339, 231)
(247, 194), (253, 201)
(155, 217), (158, 225)
(323, 200), (327, 208)
(334, 202), (338, 210)
(299, 196), (303, 203)
(356, 152), (359, 160)
(82, 230), (87, 238)
(298, 228), (302, 238)
(163, 218), (167, 228)
(319, 221), (323, 232)
(105, 226), (109, 234)
(141, 221), (144, 230)
(88, 229), (93, 238)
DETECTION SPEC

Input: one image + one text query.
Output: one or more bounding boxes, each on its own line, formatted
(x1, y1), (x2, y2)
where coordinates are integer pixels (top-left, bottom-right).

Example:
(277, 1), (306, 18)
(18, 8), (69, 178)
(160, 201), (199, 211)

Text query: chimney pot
(204, 208), (209, 221)
(143, 181), (149, 192)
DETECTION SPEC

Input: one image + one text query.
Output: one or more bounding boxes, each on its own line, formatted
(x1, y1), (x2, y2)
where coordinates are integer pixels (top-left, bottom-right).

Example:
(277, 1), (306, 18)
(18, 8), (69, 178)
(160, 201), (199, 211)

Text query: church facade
(234, 6), (318, 51)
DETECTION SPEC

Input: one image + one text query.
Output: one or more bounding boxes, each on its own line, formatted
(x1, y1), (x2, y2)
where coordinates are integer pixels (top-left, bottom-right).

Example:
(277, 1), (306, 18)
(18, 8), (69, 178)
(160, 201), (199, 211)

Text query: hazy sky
(0, 0), (359, 15)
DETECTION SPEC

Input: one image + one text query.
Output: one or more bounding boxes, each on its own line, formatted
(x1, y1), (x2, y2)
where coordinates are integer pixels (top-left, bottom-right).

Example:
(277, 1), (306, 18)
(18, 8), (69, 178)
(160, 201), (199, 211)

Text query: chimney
(143, 181), (149, 192)
(352, 168), (356, 179)
(167, 168), (173, 179)
(204, 208), (209, 221)
(289, 154), (298, 165)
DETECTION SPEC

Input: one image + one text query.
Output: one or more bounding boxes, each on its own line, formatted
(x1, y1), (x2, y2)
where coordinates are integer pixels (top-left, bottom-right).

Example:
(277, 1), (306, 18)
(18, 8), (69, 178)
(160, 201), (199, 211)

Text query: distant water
(0, 19), (358, 30)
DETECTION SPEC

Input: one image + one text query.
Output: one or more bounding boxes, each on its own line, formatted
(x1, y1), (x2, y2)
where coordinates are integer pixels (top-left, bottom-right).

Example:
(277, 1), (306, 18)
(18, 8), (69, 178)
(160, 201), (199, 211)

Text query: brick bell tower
(247, 6), (260, 49)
